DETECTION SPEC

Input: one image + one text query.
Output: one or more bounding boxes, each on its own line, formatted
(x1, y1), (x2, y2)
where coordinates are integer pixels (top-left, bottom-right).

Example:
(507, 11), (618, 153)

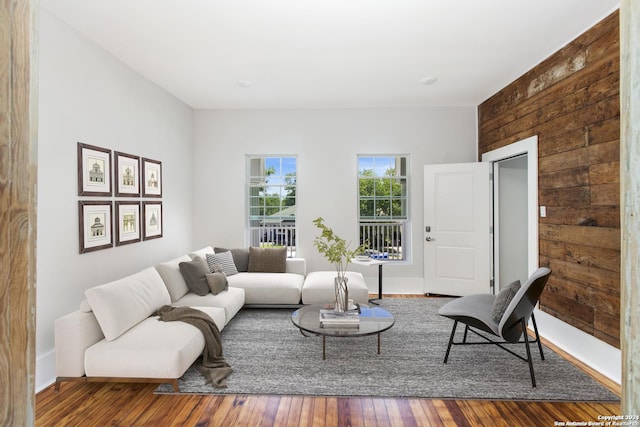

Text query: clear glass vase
(334, 276), (349, 312)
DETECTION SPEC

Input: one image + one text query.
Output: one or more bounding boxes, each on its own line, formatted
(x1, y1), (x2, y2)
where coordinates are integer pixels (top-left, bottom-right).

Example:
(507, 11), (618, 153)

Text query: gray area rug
(155, 298), (619, 401)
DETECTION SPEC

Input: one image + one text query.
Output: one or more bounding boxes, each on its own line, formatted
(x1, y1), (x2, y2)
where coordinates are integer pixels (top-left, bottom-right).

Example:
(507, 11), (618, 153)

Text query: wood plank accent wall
(0, 0), (38, 424)
(478, 11), (621, 348)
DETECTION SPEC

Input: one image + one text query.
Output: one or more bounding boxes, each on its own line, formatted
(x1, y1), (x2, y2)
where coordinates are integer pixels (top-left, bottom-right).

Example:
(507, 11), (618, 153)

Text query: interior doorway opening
(494, 154), (528, 291)
(482, 135), (539, 294)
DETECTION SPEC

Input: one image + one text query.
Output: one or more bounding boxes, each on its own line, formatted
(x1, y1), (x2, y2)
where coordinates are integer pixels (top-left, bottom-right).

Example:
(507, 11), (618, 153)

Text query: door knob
(425, 236), (436, 242)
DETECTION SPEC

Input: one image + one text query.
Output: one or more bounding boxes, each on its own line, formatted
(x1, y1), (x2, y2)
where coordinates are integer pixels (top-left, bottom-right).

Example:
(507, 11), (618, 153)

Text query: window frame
(357, 154), (410, 262)
(246, 155), (297, 256)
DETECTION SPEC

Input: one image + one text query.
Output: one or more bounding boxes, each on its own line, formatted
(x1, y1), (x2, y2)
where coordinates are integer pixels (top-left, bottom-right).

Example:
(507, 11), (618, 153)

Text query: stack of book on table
(319, 308), (360, 329)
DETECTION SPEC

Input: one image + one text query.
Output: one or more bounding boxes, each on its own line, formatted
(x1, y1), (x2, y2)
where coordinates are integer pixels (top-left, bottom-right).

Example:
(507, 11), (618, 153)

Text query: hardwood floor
(37, 295), (621, 426)
(35, 384), (621, 427)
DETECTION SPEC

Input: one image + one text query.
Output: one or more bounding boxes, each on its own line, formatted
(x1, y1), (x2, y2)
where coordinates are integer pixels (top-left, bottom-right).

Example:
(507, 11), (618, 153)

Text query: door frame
(481, 135), (539, 292)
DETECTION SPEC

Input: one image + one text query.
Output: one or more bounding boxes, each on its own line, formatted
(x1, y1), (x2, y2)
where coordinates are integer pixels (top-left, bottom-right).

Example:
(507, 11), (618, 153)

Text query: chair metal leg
(523, 318), (536, 387)
(443, 320), (458, 363)
(443, 317), (541, 387)
(530, 312), (545, 361)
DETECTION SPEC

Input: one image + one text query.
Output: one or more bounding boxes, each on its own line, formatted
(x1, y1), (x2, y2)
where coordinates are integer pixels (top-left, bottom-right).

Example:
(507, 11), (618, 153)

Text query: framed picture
(143, 201), (163, 240)
(114, 151), (140, 197)
(78, 201), (113, 253)
(142, 158), (162, 197)
(77, 143), (112, 196)
(115, 201), (141, 246)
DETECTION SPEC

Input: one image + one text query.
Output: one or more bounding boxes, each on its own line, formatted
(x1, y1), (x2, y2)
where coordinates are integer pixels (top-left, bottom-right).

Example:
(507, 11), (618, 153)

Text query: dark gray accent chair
(438, 267), (552, 387)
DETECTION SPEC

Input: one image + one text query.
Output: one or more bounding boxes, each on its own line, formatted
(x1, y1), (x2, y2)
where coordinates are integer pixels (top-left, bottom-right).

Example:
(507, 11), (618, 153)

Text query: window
(247, 156), (297, 257)
(358, 155), (409, 261)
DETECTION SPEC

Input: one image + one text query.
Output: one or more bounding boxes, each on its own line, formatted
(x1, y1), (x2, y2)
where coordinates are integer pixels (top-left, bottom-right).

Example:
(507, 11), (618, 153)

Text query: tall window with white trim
(358, 155), (409, 261)
(247, 156), (297, 257)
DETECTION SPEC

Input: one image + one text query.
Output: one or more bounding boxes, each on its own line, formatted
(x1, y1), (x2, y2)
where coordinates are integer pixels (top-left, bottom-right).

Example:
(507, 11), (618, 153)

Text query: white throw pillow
(85, 267), (171, 341)
(155, 255), (192, 302)
(188, 246), (214, 260)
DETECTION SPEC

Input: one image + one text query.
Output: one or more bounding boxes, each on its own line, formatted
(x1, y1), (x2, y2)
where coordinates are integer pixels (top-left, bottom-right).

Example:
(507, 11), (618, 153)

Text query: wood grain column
(621, 0), (640, 415)
(0, 0), (38, 425)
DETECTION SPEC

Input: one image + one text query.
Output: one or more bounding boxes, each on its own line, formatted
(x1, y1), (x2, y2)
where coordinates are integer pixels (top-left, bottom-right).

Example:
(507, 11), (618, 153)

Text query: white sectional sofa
(54, 246), (307, 391)
(189, 246), (307, 306)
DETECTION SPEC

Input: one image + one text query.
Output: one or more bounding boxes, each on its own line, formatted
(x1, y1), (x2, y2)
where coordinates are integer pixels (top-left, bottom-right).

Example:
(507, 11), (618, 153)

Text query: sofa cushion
(247, 246), (286, 273)
(155, 255), (192, 302)
(302, 271), (370, 305)
(174, 287), (245, 325)
(84, 306), (225, 379)
(206, 251), (238, 276)
(179, 258), (211, 296)
(214, 247), (250, 272)
(206, 272), (228, 295)
(85, 267), (171, 341)
(228, 272), (303, 304)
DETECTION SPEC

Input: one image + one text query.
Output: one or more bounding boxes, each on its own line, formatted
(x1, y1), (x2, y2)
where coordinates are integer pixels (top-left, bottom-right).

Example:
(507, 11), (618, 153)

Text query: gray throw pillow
(206, 272), (228, 295)
(491, 280), (521, 322)
(206, 251), (238, 276)
(178, 258), (211, 296)
(214, 247), (250, 272)
(247, 246), (287, 273)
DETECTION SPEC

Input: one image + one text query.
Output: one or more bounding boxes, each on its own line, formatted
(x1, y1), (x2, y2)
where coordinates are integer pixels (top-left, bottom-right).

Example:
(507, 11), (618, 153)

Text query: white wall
(36, 11), (194, 390)
(192, 108), (477, 293)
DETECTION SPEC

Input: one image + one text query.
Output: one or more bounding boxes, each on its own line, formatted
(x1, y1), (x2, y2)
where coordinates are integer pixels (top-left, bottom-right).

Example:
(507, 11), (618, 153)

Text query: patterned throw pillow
(214, 247), (250, 272)
(491, 280), (521, 322)
(206, 251), (238, 276)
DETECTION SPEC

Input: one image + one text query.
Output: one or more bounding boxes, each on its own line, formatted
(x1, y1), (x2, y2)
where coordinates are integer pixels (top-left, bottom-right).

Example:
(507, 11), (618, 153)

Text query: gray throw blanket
(155, 305), (233, 388)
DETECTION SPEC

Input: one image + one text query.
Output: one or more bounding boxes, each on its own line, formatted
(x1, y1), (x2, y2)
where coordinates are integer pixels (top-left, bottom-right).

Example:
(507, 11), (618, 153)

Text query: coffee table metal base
(320, 333), (383, 360)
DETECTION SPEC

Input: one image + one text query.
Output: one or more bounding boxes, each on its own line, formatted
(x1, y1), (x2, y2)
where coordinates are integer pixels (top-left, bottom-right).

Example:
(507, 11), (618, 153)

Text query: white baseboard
(533, 308), (621, 385)
(36, 349), (56, 393)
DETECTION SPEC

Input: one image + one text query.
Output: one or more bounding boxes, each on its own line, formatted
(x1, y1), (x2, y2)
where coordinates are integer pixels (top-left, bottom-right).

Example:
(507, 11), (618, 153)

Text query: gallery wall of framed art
(77, 142), (163, 253)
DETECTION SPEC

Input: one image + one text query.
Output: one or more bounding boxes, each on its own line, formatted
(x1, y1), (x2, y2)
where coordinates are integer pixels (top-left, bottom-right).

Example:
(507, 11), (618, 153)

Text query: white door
(423, 162), (491, 296)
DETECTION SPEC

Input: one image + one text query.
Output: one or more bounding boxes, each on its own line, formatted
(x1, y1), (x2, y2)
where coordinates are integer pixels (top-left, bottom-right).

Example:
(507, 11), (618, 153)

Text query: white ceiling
(42, 0), (619, 110)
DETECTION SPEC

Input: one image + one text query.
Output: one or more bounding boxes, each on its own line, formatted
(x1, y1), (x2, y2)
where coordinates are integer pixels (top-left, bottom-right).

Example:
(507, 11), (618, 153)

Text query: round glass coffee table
(291, 304), (395, 359)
